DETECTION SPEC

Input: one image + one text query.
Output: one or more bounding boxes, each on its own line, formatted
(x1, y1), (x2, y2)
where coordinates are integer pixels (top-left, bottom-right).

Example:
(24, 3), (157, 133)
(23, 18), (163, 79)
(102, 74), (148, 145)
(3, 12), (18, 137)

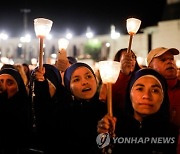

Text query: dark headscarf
(22, 63), (31, 81)
(64, 62), (96, 92)
(67, 56), (77, 65)
(1, 64), (15, 70)
(0, 68), (27, 97)
(43, 64), (62, 89)
(125, 68), (170, 121)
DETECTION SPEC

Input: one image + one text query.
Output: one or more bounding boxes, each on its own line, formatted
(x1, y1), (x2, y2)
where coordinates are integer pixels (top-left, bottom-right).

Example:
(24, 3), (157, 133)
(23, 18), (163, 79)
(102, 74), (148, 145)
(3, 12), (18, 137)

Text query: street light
(34, 18), (53, 68)
(126, 18), (141, 53)
(86, 27), (94, 39)
(98, 60), (120, 117)
(110, 25), (120, 39)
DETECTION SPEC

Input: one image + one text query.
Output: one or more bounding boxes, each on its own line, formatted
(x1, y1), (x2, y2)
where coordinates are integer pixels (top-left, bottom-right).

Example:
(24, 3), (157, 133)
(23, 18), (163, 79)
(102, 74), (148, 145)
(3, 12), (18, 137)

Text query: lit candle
(98, 60), (120, 117)
(126, 18), (141, 53)
(34, 18), (53, 68)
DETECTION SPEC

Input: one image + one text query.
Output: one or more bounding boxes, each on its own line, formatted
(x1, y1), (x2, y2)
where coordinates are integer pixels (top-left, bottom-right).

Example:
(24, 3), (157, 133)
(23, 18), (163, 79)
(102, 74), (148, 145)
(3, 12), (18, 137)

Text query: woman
(97, 68), (179, 154)
(51, 62), (106, 154)
(0, 68), (31, 154)
(99, 48), (141, 114)
(32, 64), (67, 153)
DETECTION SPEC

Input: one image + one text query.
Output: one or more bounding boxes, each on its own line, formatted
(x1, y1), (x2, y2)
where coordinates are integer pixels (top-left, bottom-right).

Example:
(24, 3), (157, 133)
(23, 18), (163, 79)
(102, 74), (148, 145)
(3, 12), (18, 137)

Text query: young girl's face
(130, 76), (163, 121)
(70, 67), (97, 100)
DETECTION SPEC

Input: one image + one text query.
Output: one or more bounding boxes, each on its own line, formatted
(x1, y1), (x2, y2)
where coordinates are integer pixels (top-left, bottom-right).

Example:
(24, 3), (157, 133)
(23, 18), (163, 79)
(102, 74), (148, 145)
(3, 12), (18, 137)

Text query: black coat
(50, 93), (106, 154)
(0, 90), (31, 154)
(111, 112), (179, 154)
(33, 79), (68, 153)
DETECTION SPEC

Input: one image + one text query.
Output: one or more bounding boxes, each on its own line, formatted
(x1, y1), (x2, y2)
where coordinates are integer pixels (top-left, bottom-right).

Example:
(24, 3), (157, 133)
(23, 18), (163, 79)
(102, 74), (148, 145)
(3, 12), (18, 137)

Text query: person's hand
(97, 114), (117, 137)
(120, 52), (135, 75)
(34, 67), (45, 81)
(55, 49), (70, 72)
(55, 59), (70, 72)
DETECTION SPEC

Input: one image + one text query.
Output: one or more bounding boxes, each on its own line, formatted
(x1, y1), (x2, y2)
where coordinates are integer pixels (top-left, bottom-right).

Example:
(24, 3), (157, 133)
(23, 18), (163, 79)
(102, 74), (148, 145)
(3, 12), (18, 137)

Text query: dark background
(0, 0), (168, 37)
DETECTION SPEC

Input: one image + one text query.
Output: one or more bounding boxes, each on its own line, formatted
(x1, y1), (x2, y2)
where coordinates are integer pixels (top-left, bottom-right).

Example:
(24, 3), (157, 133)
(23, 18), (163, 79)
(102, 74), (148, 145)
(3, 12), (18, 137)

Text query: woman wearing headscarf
(32, 64), (67, 153)
(99, 48), (141, 114)
(0, 68), (31, 154)
(50, 62), (106, 154)
(97, 68), (179, 154)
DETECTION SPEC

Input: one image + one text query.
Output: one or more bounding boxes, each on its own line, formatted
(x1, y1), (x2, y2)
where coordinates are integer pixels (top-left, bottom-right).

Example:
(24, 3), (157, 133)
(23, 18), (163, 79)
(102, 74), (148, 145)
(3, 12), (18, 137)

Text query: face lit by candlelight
(130, 76), (163, 121)
(149, 51), (177, 80)
(70, 66), (97, 100)
(0, 74), (19, 98)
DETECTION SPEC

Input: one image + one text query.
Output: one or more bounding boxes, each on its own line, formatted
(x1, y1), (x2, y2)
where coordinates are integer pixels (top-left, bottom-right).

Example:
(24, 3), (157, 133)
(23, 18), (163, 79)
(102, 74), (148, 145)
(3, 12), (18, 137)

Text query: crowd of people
(0, 47), (179, 154)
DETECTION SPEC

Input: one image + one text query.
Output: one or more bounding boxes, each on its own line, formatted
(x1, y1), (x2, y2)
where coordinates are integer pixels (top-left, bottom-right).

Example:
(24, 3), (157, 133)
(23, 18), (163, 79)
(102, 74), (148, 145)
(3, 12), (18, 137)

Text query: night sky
(0, 0), (167, 38)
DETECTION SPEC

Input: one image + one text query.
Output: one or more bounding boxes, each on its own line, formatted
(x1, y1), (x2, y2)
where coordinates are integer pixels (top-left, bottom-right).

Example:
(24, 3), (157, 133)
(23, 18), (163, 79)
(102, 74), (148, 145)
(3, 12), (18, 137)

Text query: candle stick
(126, 18), (141, 53)
(34, 18), (53, 68)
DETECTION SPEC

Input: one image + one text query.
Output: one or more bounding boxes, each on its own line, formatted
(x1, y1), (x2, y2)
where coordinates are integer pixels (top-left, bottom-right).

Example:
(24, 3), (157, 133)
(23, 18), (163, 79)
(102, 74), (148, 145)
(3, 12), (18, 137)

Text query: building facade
(0, 19), (180, 66)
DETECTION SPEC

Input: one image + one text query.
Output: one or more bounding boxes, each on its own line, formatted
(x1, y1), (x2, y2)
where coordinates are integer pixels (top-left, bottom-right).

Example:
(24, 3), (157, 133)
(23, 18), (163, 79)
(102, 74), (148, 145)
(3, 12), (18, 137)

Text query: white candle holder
(99, 60), (120, 117)
(126, 18), (141, 53)
(34, 18), (53, 68)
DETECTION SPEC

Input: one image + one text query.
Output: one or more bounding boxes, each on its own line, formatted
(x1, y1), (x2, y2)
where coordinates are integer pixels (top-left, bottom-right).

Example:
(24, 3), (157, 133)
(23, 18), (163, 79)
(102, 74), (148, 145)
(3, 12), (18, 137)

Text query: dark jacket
(32, 64), (67, 153)
(113, 112), (179, 154)
(0, 68), (31, 154)
(51, 93), (106, 154)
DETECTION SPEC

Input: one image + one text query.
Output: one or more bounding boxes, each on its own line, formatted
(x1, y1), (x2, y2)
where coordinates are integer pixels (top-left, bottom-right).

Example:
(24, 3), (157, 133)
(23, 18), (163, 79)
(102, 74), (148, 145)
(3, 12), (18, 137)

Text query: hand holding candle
(55, 38), (70, 72)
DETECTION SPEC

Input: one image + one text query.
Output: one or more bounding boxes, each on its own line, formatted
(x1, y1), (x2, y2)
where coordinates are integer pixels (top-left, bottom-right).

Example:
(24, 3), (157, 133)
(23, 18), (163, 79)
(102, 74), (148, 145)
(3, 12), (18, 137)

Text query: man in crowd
(147, 47), (180, 128)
